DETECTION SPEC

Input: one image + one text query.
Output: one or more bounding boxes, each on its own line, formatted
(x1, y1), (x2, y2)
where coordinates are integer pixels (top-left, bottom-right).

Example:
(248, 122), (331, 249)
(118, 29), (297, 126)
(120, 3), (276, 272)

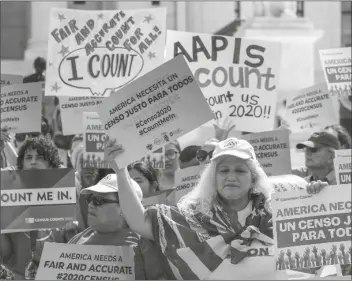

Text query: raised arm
(104, 137), (154, 241)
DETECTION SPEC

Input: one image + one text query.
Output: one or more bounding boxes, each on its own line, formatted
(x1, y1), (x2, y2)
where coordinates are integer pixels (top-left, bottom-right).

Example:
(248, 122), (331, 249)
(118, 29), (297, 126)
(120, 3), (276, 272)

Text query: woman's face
(87, 192), (126, 232)
(22, 149), (50, 170)
(129, 168), (153, 196)
(215, 156), (253, 201)
(164, 143), (179, 176)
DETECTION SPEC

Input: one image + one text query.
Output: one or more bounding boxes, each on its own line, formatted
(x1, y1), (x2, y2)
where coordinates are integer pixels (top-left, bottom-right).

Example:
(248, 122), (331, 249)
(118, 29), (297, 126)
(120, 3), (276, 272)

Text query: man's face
(22, 149), (50, 170)
(304, 146), (334, 169)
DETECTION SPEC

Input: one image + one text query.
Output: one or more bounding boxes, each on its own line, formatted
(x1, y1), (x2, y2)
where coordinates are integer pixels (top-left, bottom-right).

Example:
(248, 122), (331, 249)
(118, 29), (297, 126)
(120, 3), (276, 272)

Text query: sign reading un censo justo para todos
(46, 7), (166, 97)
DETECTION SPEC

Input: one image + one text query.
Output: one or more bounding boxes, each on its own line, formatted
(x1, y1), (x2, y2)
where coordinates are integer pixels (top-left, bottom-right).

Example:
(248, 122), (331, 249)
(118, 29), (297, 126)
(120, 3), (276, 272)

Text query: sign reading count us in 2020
(46, 7), (167, 97)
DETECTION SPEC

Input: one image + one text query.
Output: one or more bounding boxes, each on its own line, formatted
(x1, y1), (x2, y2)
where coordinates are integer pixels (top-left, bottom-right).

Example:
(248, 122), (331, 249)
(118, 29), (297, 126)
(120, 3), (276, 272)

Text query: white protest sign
(1, 74), (23, 87)
(46, 7), (167, 97)
(334, 157), (351, 185)
(172, 165), (203, 204)
(59, 96), (104, 135)
(284, 83), (338, 133)
(242, 130), (291, 176)
(268, 174), (308, 193)
(165, 30), (281, 132)
(319, 47), (351, 97)
(83, 112), (109, 169)
(0, 82), (42, 133)
(98, 55), (214, 168)
(272, 185), (351, 270)
(36, 242), (135, 280)
(335, 149), (352, 159)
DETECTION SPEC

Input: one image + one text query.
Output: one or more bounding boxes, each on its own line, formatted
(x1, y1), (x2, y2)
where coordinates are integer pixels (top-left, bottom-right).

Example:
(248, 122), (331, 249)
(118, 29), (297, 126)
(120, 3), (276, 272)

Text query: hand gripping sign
(46, 7), (166, 97)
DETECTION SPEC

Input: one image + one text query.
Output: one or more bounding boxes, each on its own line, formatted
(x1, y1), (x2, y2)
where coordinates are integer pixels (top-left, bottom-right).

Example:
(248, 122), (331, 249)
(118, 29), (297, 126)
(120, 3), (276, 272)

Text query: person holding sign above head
(68, 174), (170, 280)
(104, 136), (328, 280)
(296, 131), (341, 185)
(1, 137), (79, 280)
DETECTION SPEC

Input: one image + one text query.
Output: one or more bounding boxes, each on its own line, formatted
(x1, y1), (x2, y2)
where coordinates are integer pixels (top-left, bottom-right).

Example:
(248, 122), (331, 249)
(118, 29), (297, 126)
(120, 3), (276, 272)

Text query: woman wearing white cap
(105, 137), (327, 280)
(68, 173), (170, 280)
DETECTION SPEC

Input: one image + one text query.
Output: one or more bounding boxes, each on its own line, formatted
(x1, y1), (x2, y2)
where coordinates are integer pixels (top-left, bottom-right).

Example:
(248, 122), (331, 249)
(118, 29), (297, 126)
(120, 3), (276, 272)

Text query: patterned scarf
(147, 192), (273, 280)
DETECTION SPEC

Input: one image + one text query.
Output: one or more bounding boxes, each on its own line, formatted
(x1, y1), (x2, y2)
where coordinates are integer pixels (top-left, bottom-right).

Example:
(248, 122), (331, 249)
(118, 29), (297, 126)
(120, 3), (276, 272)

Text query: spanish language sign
(46, 7), (167, 97)
(140, 146), (164, 169)
(272, 185), (351, 270)
(1, 74), (23, 87)
(171, 165), (203, 204)
(36, 243), (135, 280)
(242, 130), (291, 176)
(334, 157), (351, 185)
(82, 112), (109, 169)
(59, 96), (104, 135)
(335, 149), (351, 159)
(165, 30), (281, 132)
(0, 169), (76, 233)
(284, 83), (338, 132)
(268, 174), (308, 193)
(0, 82), (43, 133)
(319, 47), (351, 97)
(98, 55), (214, 168)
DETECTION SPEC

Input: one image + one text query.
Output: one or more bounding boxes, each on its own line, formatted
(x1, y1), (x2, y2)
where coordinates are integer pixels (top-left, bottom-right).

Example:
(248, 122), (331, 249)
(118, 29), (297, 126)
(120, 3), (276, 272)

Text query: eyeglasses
(196, 149), (214, 162)
(165, 149), (178, 160)
(86, 194), (119, 207)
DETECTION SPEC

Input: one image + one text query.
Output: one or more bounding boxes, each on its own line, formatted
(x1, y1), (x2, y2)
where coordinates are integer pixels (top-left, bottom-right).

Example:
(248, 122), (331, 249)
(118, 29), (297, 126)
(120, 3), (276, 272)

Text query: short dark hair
(127, 161), (159, 191)
(325, 124), (351, 149)
(17, 137), (62, 170)
(34, 57), (46, 71)
(179, 145), (201, 163)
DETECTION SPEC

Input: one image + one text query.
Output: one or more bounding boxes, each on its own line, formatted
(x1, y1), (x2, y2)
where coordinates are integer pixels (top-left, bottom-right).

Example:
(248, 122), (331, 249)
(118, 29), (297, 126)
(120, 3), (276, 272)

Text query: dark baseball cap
(296, 131), (340, 150)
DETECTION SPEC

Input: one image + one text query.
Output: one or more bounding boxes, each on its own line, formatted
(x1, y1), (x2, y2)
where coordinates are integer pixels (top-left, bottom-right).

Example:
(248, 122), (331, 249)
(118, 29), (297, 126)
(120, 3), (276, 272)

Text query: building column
(25, 2), (67, 62)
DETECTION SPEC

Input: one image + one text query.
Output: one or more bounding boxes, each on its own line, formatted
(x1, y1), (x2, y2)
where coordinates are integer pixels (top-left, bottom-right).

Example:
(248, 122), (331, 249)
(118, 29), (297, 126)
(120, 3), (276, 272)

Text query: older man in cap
(296, 131), (340, 184)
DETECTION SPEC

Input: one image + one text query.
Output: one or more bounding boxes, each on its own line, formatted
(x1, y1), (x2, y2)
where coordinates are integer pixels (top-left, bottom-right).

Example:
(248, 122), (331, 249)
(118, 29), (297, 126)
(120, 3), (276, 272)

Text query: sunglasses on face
(86, 194), (119, 207)
(196, 149), (214, 162)
(165, 150), (178, 160)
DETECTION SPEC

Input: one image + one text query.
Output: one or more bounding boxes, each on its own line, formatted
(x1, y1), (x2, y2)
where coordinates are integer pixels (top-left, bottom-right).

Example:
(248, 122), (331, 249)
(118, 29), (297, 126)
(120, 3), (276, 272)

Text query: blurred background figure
(23, 57), (46, 83)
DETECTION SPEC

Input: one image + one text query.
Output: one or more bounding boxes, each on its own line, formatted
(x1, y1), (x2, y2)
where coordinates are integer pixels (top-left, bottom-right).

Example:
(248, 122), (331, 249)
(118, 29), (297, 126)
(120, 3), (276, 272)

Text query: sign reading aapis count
(46, 7), (166, 97)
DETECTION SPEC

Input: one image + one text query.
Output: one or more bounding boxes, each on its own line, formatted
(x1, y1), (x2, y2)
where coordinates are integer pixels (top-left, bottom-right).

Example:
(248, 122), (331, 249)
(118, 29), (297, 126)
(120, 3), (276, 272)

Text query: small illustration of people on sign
(141, 147), (165, 169)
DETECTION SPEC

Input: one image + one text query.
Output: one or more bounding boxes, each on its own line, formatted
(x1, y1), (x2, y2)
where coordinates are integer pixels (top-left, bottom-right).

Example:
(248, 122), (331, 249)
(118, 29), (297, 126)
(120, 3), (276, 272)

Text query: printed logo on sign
(154, 138), (161, 145)
(223, 139), (238, 148)
(146, 144), (153, 150)
(162, 132), (170, 142)
(25, 218), (34, 224)
(170, 128), (182, 137)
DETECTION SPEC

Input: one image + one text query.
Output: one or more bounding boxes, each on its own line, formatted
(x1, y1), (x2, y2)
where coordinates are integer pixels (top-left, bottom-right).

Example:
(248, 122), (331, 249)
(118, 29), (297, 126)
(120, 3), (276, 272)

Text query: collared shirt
(304, 169), (336, 185)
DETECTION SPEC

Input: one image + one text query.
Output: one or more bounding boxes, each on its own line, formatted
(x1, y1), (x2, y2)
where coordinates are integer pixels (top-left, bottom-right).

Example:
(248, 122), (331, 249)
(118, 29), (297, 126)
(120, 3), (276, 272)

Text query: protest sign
(142, 189), (171, 208)
(1, 169), (76, 233)
(334, 157), (351, 185)
(165, 30), (281, 132)
(36, 242), (135, 280)
(319, 47), (351, 97)
(335, 149), (352, 159)
(268, 174), (308, 193)
(82, 112), (109, 169)
(140, 146), (164, 169)
(98, 55), (214, 168)
(46, 7), (167, 97)
(59, 96), (104, 135)
(242, 130), (291, 176)
(0, 82), (43, 133)
(171, 165), (203, 204)
(284, 83), (338, 132)
(1, 74), (23, 87)
(272, 185), (351, 270)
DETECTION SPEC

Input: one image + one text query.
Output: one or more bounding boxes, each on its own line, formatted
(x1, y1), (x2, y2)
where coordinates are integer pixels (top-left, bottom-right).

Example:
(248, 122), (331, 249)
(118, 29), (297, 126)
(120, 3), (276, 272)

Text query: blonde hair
(178, 156), (273, 217)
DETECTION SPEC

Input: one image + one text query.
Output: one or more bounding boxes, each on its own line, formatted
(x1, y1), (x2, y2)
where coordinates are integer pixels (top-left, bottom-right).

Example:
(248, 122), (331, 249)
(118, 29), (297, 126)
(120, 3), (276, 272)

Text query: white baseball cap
(211, 138), (256, 161)
(81, 173), (143, 201)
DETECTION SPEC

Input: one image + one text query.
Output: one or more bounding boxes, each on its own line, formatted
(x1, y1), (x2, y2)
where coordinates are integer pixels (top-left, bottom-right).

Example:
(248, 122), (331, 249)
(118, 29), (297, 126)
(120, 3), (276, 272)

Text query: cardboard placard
(335, 149), (352, 159)
(98, 55), (214, 168)
(334, 157), (351, 185)
(82, 112), (109, 169)
(36, 243), (135, 280)
(284, 83), (338, 132)
(0, 82), (43, 133)
(319, 47), (351, 97)
(165, 30), (281, 132)
(272, 185), (351, 270)
(242, 130), (291, 176)
(46, 7), (167, 97)
(1, 74), (23, 87)
(0, 169), (76, 233)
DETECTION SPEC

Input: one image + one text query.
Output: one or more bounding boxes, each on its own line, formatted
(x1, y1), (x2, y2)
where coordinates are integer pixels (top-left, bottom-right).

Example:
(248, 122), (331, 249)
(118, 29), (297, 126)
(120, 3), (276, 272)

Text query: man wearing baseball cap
(296, 131), (340, 184)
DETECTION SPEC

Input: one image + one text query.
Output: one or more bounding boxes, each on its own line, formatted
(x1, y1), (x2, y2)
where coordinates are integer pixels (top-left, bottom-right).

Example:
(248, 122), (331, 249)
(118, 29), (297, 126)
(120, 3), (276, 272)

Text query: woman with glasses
(158, 141), (181, 190)
(68, 174), (170, 280)
(104, 136), (328, 280)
